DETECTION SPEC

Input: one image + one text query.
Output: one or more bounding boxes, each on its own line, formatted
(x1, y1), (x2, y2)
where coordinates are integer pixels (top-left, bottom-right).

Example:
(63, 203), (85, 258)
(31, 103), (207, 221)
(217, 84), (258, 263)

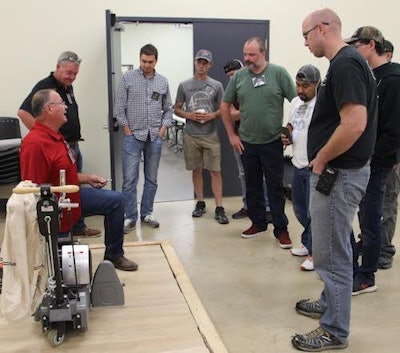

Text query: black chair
(0, 117), (22, 212)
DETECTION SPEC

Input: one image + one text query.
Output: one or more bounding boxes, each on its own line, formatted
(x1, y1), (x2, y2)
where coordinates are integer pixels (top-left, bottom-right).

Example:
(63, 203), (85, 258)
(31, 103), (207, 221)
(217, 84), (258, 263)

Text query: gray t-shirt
(175, 77), (224, 136)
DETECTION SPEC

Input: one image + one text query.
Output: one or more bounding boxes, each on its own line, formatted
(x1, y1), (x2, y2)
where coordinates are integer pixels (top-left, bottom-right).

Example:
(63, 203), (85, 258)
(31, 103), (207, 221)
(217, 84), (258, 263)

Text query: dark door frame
(105, 10), (269, 193)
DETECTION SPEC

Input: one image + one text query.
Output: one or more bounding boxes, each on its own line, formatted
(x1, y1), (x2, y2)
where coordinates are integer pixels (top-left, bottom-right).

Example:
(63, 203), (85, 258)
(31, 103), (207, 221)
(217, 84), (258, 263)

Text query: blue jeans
(80, 187), (124, 259)
(352, 164), (391, 281)
(291, 166), (312, 254)
(311, 164), (370, 341)
(234, 148), (270, 211)
(241, 139), (287, 235)
(122, 135), (163, 221)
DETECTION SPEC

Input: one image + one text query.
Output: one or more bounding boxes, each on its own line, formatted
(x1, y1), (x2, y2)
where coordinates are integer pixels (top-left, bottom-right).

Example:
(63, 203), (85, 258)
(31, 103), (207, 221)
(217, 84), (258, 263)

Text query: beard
(298, 94), (310, 102)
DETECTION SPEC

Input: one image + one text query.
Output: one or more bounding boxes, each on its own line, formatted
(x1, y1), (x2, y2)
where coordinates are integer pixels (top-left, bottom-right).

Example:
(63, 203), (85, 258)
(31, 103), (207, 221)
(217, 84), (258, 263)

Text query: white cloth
(0, 181), (47, 322)
(288, 96), (316, 169)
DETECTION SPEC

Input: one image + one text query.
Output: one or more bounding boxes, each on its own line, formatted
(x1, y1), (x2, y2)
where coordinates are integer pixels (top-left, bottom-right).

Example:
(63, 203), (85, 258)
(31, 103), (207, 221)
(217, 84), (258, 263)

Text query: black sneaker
(192, 201), (206, 217)
(377, 256), (393, 270)
(292, 326), (348, 351)
(295, 299), (324, 319)
(215, 206), (229, 224)
(232, 208), (248, 219)
(352, 277), (377, 296)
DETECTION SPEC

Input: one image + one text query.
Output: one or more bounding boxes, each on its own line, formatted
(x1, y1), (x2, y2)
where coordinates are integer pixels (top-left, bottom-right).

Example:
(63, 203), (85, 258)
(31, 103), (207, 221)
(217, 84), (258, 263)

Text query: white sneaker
(291, 246), (309, 257)
(300, 256), (314, 271)
(123, 219), (136, 234)
(141, 214), (160, 228)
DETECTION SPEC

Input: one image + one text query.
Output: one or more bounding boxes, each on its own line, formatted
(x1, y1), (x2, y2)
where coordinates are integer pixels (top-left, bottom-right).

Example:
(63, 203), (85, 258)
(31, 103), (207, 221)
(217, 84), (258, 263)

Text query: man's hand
(309, 159), (325, 175)
(88, 175), (108, 189)
(229, 134), (244, 154)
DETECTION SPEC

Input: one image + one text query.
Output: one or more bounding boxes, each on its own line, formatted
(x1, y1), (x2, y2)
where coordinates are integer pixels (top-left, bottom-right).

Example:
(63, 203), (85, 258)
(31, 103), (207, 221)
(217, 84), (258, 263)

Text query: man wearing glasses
(18, 51), (101, 238)
(292, 9), (377, 351)
(19, 89), (138, 272)
(345, 28), (400, 282)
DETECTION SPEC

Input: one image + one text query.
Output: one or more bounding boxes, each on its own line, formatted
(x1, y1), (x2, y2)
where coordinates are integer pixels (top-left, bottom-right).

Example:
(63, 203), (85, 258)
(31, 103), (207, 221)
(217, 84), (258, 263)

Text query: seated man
(19, 89), (138, 271)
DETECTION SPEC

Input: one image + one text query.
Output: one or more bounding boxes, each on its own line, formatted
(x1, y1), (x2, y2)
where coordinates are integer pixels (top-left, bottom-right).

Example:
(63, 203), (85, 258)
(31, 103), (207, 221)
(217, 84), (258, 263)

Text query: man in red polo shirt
(20, 89), (138, 271)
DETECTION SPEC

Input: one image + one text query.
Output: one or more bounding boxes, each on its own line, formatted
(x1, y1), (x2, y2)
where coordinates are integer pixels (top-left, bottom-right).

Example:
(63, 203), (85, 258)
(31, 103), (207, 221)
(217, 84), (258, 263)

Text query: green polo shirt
(223, 63), (296, 144)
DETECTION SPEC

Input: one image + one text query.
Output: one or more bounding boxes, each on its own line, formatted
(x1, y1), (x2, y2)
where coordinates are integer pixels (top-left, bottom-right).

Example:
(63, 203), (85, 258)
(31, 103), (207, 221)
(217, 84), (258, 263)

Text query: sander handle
(13, 185), (79, 194)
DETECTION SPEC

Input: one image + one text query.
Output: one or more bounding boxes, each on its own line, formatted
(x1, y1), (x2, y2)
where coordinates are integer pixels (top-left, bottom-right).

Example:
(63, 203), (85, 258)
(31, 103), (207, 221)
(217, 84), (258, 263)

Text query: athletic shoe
(277, 230), (292, 249)
(291, 246), (309, 257)
(291, 326), (348, 351)
(215, 206), (229, 224)
(141, 215), (160, 228)
(123, 219), (136, 234)
(300, 256), (314, 271)
(295, 299), (324, 319)
(241, 224), (267, 239)
(352, 277), (377, 296)
(232, 207), (248, 219)
(192, 201), (206, 217)
(377, 256), (393, 270)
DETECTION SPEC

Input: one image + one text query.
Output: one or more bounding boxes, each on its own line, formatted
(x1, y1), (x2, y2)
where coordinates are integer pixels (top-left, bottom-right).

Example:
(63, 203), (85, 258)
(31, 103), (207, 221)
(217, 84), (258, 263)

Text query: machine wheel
(47, 329), (65, 347)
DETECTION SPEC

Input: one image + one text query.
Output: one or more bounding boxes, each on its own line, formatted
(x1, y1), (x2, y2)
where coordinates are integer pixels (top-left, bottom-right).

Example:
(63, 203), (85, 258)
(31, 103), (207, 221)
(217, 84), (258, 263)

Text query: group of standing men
(14, 6), (400, 351)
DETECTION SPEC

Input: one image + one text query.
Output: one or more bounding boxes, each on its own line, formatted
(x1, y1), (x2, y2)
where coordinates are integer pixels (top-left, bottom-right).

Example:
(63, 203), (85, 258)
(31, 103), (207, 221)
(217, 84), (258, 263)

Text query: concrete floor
(1, 195), (397, 352)
(1, 142), (399, 352)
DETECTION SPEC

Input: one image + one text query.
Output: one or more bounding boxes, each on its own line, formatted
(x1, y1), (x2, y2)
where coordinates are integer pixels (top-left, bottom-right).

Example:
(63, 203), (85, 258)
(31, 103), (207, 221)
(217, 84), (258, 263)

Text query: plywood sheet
(0, 241), (227, 353)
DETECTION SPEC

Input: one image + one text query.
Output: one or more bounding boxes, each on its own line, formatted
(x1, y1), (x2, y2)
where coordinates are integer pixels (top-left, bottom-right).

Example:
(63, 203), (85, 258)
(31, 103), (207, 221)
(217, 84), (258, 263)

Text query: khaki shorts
(183, 133), (221, 171)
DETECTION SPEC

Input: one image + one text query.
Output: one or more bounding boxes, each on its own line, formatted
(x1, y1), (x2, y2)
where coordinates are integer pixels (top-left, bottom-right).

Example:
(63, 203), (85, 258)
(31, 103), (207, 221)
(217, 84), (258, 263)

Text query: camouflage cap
(344, 26), (384, 45)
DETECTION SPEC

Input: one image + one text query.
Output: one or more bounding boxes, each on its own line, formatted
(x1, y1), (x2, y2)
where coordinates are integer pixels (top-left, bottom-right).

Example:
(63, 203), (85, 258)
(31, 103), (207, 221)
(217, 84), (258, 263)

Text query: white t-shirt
(288, 96), (316, 169)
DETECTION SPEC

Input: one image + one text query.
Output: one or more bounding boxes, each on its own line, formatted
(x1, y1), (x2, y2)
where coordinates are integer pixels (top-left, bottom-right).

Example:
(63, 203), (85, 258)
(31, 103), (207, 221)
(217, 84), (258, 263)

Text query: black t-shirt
(371, 62), (400, 167)
(20, 73), (82, 142)
(308, 46), (377, 169)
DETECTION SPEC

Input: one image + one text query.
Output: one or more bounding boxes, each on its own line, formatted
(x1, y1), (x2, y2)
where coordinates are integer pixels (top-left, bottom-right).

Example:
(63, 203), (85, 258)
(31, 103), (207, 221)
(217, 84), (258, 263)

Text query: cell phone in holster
(316, 165), (338, 195)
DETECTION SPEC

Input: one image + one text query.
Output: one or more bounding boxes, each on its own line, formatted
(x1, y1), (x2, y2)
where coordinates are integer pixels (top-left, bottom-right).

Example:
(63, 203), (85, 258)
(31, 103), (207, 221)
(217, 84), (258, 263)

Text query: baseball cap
(195, 49), (213, 62)
(224, 59), (244, 73)
(344, 26), (384, 45)
(296, 64), (321, 83)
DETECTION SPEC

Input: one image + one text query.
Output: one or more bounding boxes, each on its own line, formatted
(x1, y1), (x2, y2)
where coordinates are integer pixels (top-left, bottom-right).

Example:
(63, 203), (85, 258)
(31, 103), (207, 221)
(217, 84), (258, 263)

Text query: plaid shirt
(114, 68), (173, 141)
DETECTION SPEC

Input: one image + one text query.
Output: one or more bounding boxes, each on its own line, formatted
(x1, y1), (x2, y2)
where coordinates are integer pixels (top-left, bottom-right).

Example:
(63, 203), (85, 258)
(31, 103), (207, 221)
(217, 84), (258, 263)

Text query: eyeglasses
(48, 100), (66, 106)
(303, 22), (330, 39)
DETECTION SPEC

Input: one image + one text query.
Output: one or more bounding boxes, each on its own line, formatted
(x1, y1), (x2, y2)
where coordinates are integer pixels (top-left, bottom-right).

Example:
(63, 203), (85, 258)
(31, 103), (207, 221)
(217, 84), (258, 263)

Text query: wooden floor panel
(0, 241), (227, 353)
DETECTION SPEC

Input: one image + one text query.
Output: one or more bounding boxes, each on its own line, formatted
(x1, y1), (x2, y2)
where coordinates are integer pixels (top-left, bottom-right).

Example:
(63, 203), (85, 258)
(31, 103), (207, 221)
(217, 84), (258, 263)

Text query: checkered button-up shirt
(114, 68), (173, 141)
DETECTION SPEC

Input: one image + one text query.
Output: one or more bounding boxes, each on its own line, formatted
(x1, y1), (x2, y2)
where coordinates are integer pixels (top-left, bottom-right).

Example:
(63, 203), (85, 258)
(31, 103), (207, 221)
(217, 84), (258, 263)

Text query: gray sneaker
(123, 219), (136, 234)
(141, 215), (160, 228)
(292, 326), (348, 351)
(192, 201), (206, 217)
(215, 206), (229, 224)
(295, 299), (324, 319)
